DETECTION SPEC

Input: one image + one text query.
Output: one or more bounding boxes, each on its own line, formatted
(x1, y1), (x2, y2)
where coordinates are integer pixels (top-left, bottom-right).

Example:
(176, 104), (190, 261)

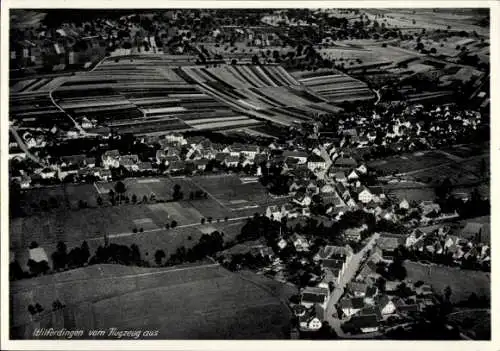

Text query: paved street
(324, 232), (380, 337)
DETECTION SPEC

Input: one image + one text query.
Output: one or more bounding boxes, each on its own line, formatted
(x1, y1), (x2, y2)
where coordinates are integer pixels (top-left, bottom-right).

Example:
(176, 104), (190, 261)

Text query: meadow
(10, 264), (293, 339)
(404, 261), (490, 303)
(369, 150), (451, 175)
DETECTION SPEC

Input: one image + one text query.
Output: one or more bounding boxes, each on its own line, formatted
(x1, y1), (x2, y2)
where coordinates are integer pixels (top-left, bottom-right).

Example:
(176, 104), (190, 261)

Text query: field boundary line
(11, 263), (220, 292)
(184, 177), (231, 210)
(236, 271), (293, 315)
(93, 182), (102, 195)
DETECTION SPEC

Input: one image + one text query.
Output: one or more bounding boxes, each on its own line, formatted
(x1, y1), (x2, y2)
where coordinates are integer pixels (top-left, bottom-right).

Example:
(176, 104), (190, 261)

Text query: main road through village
(324, 232), (381, 337)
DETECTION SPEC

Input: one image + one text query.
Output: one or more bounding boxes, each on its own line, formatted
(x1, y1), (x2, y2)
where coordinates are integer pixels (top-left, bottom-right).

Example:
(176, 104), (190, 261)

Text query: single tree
(444, 286), (452, 302)
(154, 249), (166, 265)
(114, 181), (126, 204)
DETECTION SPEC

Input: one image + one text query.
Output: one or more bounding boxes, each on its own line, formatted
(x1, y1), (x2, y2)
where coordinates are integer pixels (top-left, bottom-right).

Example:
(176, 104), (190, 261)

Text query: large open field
(11, 174), (286, 267)
(369, 150), (453, 176)
(364, 9), (489, 37)
(383, 182), (436, 203)
(404, 261), (490, 303)
(11, 213), (247, 269)
(94, 176), (200, 202)
(191, 174), (291, 216)
(10, 263), (296, 339)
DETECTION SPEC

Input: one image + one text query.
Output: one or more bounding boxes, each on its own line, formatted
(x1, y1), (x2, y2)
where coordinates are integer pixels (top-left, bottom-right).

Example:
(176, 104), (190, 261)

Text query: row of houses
(294, 245), (355, 331)
(336, 235), (438, 335)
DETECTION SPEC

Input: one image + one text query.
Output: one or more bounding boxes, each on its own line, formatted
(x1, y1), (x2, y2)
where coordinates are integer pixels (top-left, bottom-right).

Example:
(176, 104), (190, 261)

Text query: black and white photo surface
(5, 6), (491, 342)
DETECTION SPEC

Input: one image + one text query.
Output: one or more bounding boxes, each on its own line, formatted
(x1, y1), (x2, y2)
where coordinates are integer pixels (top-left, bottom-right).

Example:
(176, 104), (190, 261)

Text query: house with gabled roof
(363, 285), (378, 305)
(291, 233), (310, 252)
(356, 164), (368, 174)
(399, 198), (410, 210)
(293, 193), (312, 207)
(137, 162), (154, 172)
(284, 156), (300, 170)
(266, 205), (282, 221)
(322, 259), (345, 285)
(339, 297), (365, 318)
(223, 155), (240, 168)
(348, 281), (369, 298)
(358, 306), (383, 322)
(343, 314), (379, 333)
(347, 170), (359, 181)
(298, 306), (323, 331)
(194, 158), (210, 171)
(240, 145), (260, 160)
(344, 224), (368, 242)
(320, 183), (336, 194)
(333, 171), (347, 183)
(375, 295), (396, 316)
(300, 286), (330, 309)
(307, 154), (327, 172)
(357, 186), (374, 204)
(346, 197), (358, 208)
(119, 154), (140, 172)
(168, 160), (186, 172)
(164, 133), (186, 145)
(283, 150), (308, 164)
(406, 229), (426, 247)
(314, 244), (353, 263)
(397, 303), (421, 316)
(368, 186), (386, 203)
(281, 203), (299, 219)
(289, 179), (307, 194)
(102, 149), (120, 169)
(356, 260), (379, 283)
(19, 175), (32, 189)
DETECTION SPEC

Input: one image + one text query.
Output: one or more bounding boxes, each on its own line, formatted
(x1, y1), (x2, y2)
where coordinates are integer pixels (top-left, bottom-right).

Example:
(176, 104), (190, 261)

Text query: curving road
(9, 126), (45, 166)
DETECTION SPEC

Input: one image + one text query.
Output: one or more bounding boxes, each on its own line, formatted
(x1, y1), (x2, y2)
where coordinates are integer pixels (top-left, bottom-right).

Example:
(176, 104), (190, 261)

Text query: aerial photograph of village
(7, 8), (490, 341)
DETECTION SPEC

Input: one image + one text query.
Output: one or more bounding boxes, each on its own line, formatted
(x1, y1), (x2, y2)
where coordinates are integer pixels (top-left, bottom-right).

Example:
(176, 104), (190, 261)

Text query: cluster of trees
(89, 243), (145, 266)
(375, 218), (407, 234)
(27, 303), (45, 316)
(259, 166), (293, 195)
(10, 240), (92, 280)
(375, 256), (407, 281)
(166, 231), (225, 265)
(52, 240), (90, 271)
(333, 210), (377, 242)
(237, 214), (281, 243)
(172, 184), (184, 201)
(223, 252), (272, 272)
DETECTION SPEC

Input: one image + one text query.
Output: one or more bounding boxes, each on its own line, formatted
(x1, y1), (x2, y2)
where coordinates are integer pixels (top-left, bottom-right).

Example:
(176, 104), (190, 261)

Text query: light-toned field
(11, 264), (294, 339)
(404, 261), (490, 303)
(364, 9), (489, 36)
(191, 174), (290, 215)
